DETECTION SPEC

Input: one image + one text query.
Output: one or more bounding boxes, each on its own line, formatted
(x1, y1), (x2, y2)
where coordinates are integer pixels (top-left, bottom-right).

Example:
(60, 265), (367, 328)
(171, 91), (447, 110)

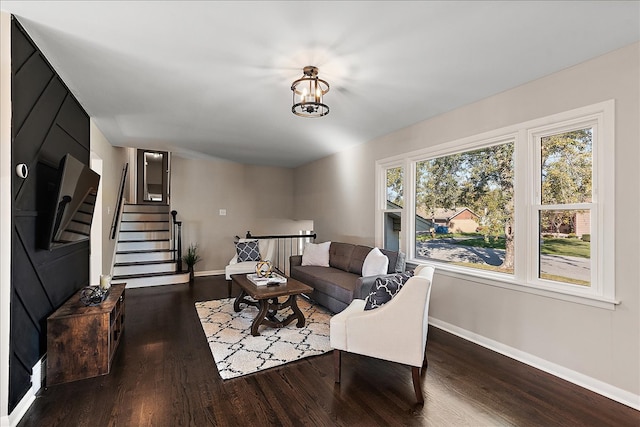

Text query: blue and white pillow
(364, 271), (414, 310)
(235, 240), (261, 262)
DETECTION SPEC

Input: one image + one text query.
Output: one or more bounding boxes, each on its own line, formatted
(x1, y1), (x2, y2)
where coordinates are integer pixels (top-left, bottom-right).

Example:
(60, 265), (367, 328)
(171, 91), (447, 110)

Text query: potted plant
(183, 243), (202, 283)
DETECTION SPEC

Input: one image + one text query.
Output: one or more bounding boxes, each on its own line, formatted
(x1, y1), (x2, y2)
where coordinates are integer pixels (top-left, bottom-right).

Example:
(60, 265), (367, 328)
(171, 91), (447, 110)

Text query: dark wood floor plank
(17, 275), (639, 427)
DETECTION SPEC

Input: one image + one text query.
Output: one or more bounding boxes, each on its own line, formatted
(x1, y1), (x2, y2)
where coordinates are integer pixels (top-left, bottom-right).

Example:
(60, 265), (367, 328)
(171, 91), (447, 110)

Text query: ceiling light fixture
(291, 66), (330, 118)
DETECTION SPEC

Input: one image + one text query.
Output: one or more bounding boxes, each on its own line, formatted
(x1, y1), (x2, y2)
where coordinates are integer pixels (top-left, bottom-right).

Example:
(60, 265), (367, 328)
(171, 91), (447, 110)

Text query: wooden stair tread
(113, 271), (188, 280)
(114, 260), (175, 267)
(117, 238), (170, 242)
(116, 249), (176, 254)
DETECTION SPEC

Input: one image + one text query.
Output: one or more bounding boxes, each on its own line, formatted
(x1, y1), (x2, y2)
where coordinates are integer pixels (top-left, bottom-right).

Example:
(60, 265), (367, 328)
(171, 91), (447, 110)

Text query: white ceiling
(2, 1), (639, 167)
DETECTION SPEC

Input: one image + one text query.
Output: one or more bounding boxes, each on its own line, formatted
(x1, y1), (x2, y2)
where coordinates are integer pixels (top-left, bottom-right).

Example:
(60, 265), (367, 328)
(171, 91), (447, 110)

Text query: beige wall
(90, 121), (129, 275)
(294, 43), (640, 403)
(170, 155), (311, 274)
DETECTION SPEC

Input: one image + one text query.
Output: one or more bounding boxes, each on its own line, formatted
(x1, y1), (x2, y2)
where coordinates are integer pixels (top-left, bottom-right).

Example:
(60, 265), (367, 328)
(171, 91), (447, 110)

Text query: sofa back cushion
(329, 242), (355, 271)
(324, 241), (400, 275)
(348, 245), (373, 275)
(380, 248), (399, 273)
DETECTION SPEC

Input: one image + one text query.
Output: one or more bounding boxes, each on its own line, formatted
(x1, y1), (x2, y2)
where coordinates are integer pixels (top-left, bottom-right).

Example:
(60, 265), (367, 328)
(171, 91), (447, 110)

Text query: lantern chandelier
(291, 66), (330, 118)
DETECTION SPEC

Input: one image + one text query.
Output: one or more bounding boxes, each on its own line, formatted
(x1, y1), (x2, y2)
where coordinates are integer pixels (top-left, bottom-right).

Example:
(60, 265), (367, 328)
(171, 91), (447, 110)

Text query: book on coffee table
(246, 273), (287, 286)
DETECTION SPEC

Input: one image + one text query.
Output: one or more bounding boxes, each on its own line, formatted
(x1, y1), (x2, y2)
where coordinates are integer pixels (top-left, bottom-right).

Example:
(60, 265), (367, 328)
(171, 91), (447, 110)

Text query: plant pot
(188, 265), (194, 283)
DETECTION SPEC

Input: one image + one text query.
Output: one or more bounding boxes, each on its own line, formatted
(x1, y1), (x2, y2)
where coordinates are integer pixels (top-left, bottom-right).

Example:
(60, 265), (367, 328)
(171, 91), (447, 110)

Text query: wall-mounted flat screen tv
(43, 154), (101, 250)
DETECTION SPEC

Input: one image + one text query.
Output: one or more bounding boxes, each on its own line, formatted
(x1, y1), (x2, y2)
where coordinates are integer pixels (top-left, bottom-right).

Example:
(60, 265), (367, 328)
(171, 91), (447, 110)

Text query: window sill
(407, 259), (620, 310)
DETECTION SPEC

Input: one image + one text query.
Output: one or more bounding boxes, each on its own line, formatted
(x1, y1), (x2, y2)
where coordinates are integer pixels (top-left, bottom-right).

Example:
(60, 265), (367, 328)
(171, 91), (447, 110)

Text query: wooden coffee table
(231, 274), (313, 336)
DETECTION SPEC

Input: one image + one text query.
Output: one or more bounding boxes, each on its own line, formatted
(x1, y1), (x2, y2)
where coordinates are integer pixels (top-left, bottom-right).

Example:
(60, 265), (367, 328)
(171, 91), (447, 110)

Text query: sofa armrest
(356, 275), (379, 299)
(290, 255), (302, 270)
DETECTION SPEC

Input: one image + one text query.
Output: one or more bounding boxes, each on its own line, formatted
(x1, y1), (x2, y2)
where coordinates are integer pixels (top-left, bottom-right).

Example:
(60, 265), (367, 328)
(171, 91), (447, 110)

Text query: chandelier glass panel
(291, 66), (330, 117)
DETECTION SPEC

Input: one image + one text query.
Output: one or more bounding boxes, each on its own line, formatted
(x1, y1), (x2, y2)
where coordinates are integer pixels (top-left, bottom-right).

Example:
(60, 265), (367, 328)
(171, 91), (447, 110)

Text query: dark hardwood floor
(19, 275), (639, 426)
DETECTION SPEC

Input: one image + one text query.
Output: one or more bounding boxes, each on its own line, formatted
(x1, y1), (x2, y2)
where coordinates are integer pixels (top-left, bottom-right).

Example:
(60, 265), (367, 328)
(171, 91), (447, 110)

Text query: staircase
(112, 204), (189, 288)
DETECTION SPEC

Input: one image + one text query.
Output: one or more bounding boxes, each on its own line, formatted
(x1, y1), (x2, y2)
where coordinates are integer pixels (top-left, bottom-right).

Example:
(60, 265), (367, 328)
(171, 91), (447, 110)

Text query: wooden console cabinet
(46, 284), (126, 386)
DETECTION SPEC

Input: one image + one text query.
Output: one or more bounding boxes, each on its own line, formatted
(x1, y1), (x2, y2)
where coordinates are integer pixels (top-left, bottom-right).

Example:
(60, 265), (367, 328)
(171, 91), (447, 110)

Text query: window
(383, 166), (403, 252)
(536, 127), (593, 286)
(414, 142), (515, 274)
(376, 101), (615, 307)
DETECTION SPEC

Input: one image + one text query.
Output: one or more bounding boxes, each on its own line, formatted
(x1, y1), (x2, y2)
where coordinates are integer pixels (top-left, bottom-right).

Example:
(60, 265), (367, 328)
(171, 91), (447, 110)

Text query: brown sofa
(289, 242), (404, 313)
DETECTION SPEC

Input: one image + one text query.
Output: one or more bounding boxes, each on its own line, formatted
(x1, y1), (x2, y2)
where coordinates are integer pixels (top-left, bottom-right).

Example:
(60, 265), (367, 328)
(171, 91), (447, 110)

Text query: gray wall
(293, 43), (640, 402)
(170, 155), (312, 274)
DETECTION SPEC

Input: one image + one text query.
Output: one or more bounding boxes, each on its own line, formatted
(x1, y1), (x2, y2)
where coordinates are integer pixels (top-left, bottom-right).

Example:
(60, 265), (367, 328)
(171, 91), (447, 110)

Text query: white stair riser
(116, 252), (174, 263)
(112, 273), (190, 288)
(113, 262), (176, 276)
(120, 221), (170, 231)
(122, 212), (169, 222)
(119, 231), (170, 241)
(112, 204), (185, 289)
(117, 240), (171, 251)
(123, 204), (170, 214)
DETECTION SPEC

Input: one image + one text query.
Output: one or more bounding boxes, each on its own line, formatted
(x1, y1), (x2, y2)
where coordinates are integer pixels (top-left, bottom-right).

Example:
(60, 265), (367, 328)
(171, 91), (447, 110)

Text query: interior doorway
(136, 150), (169, 205)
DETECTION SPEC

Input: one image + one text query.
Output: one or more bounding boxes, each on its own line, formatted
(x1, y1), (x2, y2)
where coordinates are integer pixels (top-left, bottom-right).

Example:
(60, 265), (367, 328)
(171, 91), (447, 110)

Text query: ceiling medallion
(291, 66), (330, 118)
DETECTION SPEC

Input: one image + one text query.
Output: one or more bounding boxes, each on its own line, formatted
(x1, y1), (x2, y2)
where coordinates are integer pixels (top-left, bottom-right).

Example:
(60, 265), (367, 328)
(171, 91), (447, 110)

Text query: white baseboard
(429, 317), (640, 411)
(6, 356), (45, 427)
(194, 270), (224, 277)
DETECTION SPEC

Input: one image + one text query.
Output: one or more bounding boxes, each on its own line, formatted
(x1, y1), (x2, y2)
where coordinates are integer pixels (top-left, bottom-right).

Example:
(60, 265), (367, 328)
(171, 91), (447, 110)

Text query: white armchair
(225, 238), (276, 296)
(330, 264), (435, 403)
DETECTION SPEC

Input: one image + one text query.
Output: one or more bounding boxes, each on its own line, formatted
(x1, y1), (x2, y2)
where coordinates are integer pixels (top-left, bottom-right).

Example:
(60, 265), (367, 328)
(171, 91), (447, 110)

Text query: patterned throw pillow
(364, 270), (415, 310)
(235, 240), (261, 262)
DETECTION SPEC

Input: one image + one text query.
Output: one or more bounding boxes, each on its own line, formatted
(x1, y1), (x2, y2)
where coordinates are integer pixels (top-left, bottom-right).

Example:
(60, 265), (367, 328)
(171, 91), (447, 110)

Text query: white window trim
(375, 100), (617, 310)
(377, 161), (405, 251)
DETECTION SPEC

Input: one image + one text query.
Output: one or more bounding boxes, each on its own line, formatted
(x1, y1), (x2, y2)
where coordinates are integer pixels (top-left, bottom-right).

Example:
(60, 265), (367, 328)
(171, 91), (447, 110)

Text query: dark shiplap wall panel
(10, 26), (35, 72)
(57, 97), (90, 147)
(12, 78), (66, 201)
(10, 17), (90, 412)
(13, 53), (54, 131)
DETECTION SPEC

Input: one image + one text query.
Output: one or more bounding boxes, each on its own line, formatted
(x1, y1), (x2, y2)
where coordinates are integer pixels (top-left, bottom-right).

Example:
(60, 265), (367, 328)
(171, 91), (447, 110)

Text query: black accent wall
(10, 17), (90, 411)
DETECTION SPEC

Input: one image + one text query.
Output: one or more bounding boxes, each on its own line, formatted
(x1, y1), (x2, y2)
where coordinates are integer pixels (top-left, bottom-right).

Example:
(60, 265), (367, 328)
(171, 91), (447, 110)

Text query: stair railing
(244, 231), (316, 276)
(171, 210), (182, 272)
(110, 163), (128, 240)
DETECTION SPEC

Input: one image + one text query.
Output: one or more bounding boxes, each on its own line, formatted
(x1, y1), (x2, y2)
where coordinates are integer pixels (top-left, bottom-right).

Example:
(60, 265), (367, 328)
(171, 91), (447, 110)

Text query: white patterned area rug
(195, 297), (332, 379)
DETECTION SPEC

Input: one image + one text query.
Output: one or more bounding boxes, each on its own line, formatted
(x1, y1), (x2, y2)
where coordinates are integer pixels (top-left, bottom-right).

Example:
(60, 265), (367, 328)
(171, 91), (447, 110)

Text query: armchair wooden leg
(227, 280), (232, 298)
(412, 366), (424, 404)
(334, 349), (341, 383)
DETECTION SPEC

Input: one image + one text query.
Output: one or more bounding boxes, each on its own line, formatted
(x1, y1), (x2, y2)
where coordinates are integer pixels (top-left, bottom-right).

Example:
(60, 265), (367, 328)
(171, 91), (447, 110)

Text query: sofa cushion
(364, 270), (415, 310)
(302, 241), (331, 267)
(362, 247), (389, 277)
(329, 242), (355, 271)
(290, 266), (360, 303)
(348, 245), (373, 275)
(380, 248), (399, 273)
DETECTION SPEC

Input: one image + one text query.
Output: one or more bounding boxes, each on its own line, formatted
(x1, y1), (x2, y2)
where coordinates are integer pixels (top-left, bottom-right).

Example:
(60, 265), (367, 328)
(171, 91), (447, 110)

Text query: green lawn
(540, 238), (590, 258)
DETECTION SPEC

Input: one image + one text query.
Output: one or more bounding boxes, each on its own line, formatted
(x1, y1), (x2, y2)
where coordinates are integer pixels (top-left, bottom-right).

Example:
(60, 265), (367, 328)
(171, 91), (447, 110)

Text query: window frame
(376, 161), (406, 252)
(375, 100), (617, 309)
